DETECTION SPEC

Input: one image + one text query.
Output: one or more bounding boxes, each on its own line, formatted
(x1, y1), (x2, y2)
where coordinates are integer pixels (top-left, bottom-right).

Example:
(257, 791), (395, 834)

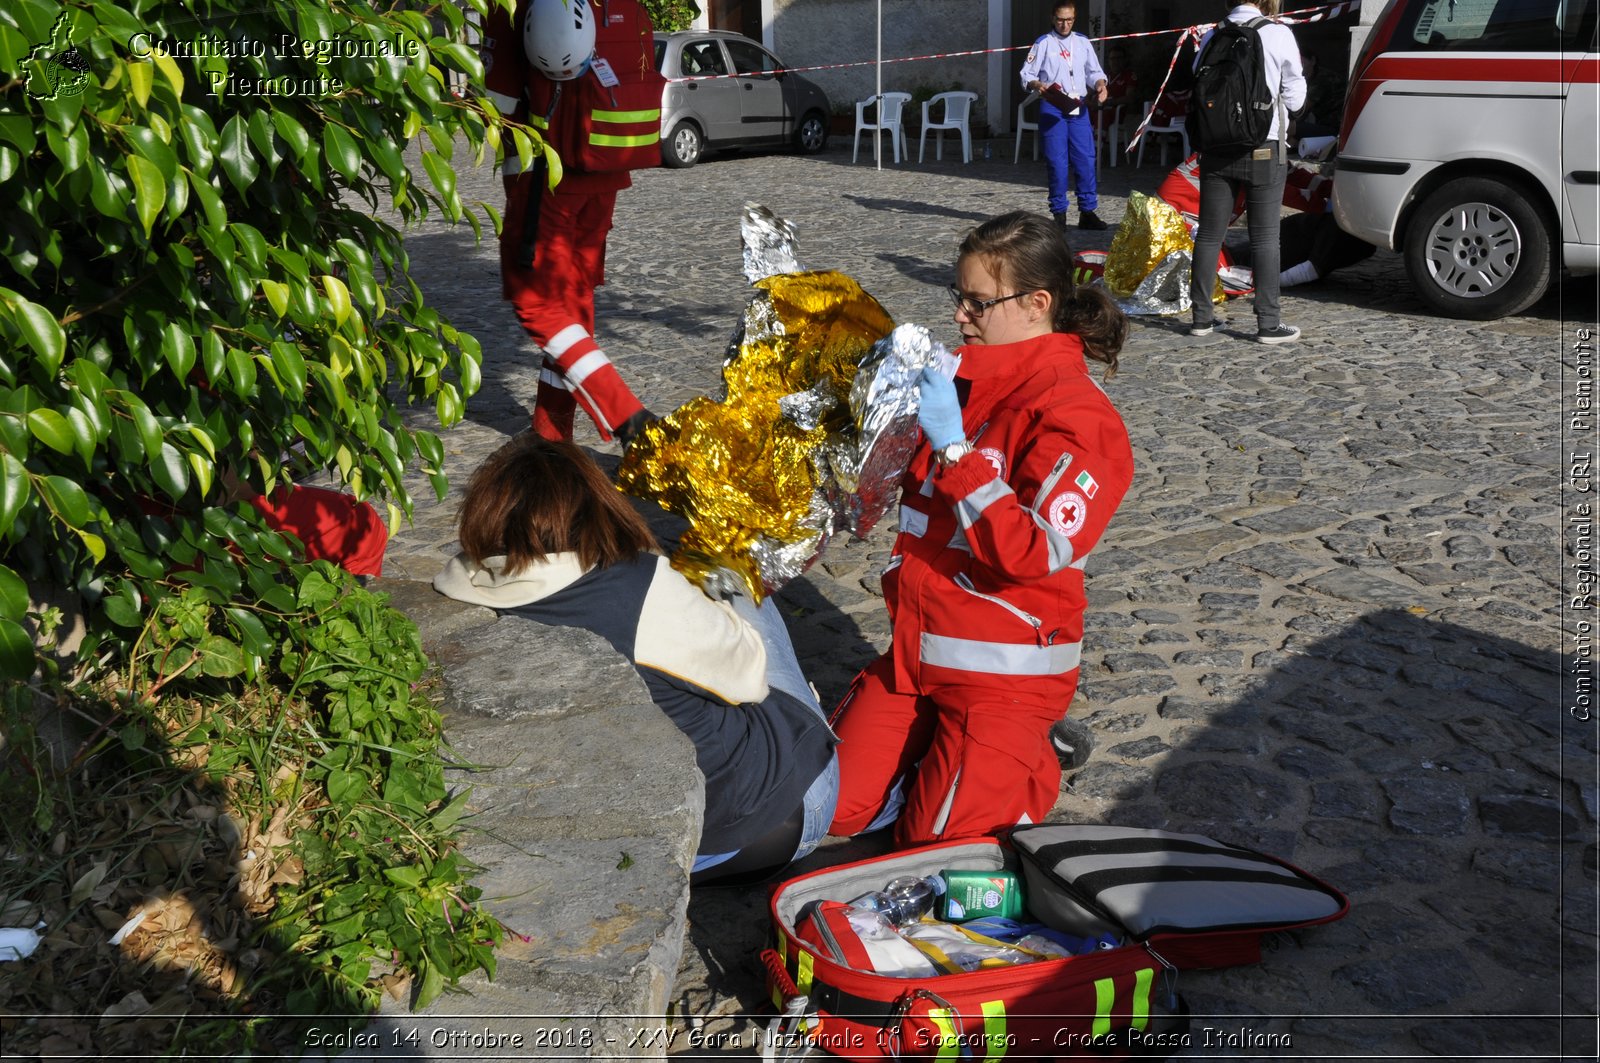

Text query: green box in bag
(938, 868), (1025, 922)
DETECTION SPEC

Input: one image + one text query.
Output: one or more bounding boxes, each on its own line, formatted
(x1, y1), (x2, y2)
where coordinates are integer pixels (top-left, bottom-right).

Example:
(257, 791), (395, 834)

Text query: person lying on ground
(433, 435), (839, 885)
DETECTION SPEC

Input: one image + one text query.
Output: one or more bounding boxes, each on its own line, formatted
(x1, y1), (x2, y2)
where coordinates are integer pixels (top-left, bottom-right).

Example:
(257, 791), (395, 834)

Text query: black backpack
(1187, 16), (1275, 153)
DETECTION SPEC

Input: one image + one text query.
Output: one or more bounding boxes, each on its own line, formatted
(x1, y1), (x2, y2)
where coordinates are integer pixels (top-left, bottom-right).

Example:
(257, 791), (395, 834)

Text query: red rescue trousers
(500, 176), (644, 442)
(827, 654), (1065, 848)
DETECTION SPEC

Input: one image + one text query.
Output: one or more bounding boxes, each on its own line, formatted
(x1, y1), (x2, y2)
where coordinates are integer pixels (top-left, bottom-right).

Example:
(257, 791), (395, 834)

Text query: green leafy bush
(0, 564), (502, 1054)
(0, 0), (560, 667)
(641, 0), (702, 33)
(0, 0), (548, 1048)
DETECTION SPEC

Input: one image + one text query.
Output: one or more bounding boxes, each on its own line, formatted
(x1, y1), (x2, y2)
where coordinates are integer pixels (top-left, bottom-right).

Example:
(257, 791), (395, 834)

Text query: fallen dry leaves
(0, 700), (318, 1055)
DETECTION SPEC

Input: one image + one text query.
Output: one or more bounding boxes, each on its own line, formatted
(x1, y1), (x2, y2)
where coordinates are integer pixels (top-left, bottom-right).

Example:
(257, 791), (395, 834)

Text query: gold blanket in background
(1105, 190), (1193, 297)
(1105, 190), (1225, 308)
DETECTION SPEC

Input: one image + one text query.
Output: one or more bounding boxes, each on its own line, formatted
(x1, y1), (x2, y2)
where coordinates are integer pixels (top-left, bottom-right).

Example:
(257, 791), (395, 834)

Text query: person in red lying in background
(828, 212), (1133, 848)
(482, 0), (661, 446)
(1155, 152), (1366, 293)
(136, 479), (388, 580)
(250, 485), (387, 579)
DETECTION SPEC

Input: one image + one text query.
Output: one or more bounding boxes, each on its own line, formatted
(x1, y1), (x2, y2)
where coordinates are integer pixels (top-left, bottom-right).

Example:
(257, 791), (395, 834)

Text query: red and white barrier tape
(665, 1), (1360, 85)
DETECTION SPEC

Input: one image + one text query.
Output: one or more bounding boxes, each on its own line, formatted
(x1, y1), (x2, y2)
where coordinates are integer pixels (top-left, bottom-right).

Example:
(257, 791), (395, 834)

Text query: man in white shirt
(1187, 0), (1306, 344)
(1020, 2), (1110, 231)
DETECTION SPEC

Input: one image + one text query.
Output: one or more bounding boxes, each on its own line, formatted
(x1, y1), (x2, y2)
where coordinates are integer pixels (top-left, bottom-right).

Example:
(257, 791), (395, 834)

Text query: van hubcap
(1423, 201), (1521, 298)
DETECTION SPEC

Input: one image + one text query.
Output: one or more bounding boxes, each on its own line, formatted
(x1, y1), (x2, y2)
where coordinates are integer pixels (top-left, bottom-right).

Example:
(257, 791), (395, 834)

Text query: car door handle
(743, 83), (753, 90)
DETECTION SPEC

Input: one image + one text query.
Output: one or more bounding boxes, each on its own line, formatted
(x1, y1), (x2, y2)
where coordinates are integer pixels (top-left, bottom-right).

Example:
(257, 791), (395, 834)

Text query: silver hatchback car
(654, 31), (831, 168)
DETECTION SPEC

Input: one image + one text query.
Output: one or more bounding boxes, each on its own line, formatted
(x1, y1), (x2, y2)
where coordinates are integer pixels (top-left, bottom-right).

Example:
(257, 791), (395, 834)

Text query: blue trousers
(693, 593), (840, 874)
(1039, 105), (1097, 215)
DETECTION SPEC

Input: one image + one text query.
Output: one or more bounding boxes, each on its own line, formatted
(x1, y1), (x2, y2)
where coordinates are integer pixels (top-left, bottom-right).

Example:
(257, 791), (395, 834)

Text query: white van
(1332, 0), (1598, 318)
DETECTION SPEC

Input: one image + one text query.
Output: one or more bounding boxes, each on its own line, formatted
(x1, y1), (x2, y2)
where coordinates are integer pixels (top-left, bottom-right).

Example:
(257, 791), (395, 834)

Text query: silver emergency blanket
(741, 202), (802, 282)
(1115, 249), (1195, 316)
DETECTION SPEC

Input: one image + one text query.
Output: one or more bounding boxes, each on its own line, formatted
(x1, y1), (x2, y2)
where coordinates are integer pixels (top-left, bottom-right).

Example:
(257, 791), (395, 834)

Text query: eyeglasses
(1054, 15), (1076, 22)
(947, 285), (1028, 317)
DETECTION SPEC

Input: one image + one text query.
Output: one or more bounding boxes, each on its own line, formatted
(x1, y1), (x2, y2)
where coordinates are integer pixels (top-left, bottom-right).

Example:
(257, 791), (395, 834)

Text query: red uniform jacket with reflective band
(883, 333), (1133, 698)
(482, 0), (661, 193)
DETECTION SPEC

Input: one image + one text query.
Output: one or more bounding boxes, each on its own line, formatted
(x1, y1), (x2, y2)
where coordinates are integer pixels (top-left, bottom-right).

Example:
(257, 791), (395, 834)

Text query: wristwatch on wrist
(938, 440), (973, 468)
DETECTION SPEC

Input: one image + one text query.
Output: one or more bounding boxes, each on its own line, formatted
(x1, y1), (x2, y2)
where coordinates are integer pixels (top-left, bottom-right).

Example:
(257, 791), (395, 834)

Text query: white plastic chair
(919, 91), (978, 163)
(1136, 100), (1189, 168)
(853, 92), (912, 164)
(1013, 91), (1040, 163)
(1095, 102), (1126, 170)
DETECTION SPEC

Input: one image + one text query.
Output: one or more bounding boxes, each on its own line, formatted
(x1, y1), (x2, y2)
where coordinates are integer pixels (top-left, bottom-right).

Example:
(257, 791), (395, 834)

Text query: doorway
(709, 0), (762, 40)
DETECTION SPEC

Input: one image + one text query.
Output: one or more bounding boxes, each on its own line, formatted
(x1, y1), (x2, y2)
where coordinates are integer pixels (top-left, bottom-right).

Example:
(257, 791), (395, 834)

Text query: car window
(654, 40), (666, 72)
(1399, 0), (1591, 50)
(680, 39), (729, 77)
(725, 39), (780, 77)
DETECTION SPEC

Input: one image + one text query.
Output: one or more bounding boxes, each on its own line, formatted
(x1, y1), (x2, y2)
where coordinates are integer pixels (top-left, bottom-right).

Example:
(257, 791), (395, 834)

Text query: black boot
(1051, 716), (1096, 770)
(1078, 209), (1109, 231)
(1052, 211), (1069, 231)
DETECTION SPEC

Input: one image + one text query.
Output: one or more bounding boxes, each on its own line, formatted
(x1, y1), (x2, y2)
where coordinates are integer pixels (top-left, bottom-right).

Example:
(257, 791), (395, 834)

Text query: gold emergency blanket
(1105, 190), (1192, 297)
(1103, 190), (1224, 313)
(617, 200), (946, 601)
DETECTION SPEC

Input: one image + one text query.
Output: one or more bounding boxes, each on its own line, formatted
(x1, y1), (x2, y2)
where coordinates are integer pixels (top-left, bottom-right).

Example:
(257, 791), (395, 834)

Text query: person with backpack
(1185, 0), (1306, 344)
(483, 0), (662, 445)
(1019, 2), (1111, 231)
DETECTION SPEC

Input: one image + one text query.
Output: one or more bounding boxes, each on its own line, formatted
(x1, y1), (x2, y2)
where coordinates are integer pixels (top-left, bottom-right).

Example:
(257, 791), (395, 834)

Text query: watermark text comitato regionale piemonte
(127, 31), (421, 96)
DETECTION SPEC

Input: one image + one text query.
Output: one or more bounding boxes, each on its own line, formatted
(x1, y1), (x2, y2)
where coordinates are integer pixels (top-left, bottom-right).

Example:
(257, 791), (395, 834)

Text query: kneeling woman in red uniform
(829, 211), (1133, 848)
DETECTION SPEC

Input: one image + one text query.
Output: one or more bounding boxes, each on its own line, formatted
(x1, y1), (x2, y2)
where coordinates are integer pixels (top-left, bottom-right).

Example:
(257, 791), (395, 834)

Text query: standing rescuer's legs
(501, 183), (645, 441)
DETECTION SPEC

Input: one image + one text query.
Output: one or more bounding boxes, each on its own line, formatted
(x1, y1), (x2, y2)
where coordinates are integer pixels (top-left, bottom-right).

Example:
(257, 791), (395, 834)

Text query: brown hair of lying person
(456, 435), (656, 575)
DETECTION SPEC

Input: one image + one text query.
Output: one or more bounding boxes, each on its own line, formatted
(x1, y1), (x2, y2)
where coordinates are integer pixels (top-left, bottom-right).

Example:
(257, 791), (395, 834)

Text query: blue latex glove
(917, 366), (965, 450)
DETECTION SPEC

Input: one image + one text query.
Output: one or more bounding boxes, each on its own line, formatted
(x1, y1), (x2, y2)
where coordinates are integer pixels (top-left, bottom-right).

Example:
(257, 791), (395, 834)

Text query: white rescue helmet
(522, 0), (596, 81)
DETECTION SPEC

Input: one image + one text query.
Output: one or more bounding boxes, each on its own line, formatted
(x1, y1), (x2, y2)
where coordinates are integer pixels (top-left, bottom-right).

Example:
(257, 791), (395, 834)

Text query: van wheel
(1402, 177), (1552, 320)
(794, 111), (828, 154)
(663, 122), (703, 168)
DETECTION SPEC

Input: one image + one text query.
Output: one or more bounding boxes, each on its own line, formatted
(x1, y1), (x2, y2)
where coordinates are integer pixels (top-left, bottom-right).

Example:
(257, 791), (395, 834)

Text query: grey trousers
(1190, 147), (1290, 330)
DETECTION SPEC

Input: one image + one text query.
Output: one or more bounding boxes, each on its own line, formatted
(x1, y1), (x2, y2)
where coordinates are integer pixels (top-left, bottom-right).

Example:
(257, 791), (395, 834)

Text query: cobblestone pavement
(387, 137), (1598, 1059)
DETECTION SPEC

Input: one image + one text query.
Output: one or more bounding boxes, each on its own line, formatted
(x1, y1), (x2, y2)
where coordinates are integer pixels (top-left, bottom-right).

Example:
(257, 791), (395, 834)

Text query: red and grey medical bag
(761, 825), (1348, 1059)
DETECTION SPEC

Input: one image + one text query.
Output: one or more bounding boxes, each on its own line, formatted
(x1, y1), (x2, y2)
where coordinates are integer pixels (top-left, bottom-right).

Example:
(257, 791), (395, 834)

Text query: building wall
(770, 0), (994, 131)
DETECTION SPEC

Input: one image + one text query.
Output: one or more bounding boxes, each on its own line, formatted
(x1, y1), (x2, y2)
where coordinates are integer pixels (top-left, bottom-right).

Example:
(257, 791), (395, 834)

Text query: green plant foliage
(0, 0), (542, 1041)
(640, 0), (702, 33)
(184, 566), (501, 1043)
(0, 0), (557, 656)
(0, 566), (502, 1055)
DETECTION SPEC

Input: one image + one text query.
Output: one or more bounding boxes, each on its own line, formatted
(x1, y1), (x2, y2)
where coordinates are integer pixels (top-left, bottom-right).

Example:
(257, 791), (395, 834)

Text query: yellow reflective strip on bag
(981, 999), (1008, 1061)
(796, 950), (814, 997)
(771, 936), (790, 1010)
(1092, 976), (1115, 1038)
(589, 131), (660, 148)
(927, 1008), (959, 1059)
(1132, 968), (1154, 1031)
(594, 108), (660, 123)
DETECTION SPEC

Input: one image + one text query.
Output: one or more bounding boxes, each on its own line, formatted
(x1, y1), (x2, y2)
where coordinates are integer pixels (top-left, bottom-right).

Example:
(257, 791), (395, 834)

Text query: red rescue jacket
(883, 333), (1133, 700)
(482, 0), (663, 194)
